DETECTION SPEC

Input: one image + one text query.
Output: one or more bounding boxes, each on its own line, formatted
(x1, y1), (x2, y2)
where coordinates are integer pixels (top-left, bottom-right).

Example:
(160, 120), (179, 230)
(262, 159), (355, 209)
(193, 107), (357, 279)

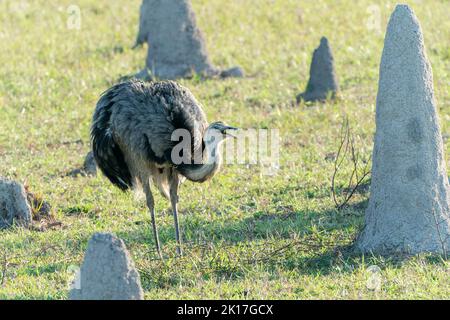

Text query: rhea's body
(91, 80), (235, 257)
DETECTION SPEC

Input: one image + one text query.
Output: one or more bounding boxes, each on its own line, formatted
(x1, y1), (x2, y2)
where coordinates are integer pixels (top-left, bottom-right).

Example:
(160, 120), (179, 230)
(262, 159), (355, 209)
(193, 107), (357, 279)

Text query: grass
(0, 0), (449, 299)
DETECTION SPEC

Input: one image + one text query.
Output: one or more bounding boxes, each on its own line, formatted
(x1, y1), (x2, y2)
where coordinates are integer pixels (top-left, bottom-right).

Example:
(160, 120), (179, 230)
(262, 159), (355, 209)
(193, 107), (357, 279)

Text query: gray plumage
(91, 79), (236, 257)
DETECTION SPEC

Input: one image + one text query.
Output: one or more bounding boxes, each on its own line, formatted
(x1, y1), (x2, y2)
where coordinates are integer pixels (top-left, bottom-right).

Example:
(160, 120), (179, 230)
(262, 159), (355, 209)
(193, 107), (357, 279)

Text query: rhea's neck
(178, 140), (223, 182)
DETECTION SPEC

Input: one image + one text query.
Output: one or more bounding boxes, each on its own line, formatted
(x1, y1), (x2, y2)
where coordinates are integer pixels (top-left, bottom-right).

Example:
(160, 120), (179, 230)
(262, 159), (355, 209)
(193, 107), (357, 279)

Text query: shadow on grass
(112, 199), (372, 287)
(117, 197), (368, 248)
(54, 177), (448, 291)
(54, 195), (448, 292)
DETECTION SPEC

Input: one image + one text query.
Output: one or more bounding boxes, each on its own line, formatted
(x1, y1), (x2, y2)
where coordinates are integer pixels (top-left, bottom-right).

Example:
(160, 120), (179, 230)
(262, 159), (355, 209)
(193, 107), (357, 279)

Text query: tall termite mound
(356, 5), (450, 255)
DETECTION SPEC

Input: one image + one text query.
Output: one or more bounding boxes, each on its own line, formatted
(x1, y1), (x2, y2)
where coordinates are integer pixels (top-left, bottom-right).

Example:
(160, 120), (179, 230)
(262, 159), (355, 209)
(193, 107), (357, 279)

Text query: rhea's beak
(224, 126), (238, 139)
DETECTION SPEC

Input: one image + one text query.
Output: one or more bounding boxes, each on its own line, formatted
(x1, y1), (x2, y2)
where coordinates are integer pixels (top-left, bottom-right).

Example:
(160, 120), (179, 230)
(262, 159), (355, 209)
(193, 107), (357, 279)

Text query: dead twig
(431, 208), (449, 259)
(331, 117), (371, 210)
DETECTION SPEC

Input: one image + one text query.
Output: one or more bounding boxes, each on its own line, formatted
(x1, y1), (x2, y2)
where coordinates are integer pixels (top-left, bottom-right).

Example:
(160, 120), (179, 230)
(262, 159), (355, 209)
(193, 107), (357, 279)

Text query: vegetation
(0, 0), (449, 299)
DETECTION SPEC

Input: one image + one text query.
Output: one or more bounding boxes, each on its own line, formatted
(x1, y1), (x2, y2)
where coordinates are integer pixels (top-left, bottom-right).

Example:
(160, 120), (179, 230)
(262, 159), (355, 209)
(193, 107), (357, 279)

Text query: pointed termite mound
(69, 233), (144, 300)
(135, 0), (243, 80)
(297, 37), (339, 103)
(356, 5), (450, 255)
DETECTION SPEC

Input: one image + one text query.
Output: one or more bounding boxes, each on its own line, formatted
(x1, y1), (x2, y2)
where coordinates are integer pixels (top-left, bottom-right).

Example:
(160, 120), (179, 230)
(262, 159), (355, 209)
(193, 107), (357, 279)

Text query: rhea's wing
(109, 80), (208, 167)
(145, 81), (208, 165)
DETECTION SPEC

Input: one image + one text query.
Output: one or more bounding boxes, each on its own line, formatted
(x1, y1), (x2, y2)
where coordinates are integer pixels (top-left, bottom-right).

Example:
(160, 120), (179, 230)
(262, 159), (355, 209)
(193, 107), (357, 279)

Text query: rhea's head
(204, 121), (238, 145)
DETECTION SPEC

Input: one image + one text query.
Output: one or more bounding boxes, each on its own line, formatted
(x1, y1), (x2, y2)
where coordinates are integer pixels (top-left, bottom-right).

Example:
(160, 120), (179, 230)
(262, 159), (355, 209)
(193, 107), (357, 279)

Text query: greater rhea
(91, 80), (236, 257)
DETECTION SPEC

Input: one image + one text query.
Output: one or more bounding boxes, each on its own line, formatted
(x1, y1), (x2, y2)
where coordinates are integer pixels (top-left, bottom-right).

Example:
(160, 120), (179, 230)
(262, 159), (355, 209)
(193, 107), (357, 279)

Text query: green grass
(0, 0), (449, 299)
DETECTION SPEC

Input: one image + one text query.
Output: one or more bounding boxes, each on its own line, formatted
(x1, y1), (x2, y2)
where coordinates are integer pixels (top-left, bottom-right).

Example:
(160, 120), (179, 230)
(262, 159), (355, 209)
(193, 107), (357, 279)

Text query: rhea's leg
(143, 180), (162, 259)
(169, 172), (182, 256)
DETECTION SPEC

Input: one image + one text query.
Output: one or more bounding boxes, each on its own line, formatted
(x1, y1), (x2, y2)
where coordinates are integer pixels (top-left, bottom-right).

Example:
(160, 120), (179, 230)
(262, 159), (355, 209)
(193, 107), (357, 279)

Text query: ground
(0, 0), (449, 299)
